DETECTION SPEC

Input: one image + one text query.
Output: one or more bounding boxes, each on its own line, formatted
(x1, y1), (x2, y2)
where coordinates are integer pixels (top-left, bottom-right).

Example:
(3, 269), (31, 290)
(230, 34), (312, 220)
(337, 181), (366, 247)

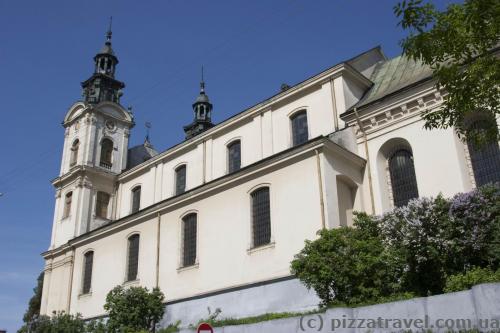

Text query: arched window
(70, 139), (79, 167)
(100, 138), (113, 169)
(389, 148), (419, 207)
(182, 213), (197, 267)
(63, 191), (72, 219)
(291, 111), (309, 146)
(131, 186), (141, 214)
(126, 234), (140, 281)
(82, 251), (94, 294)
(95, 191), (110, 219)
(175, 165), (187, 195)
(227, 140), (241, 173)
(251, 187), (271, 247)
(467, 120), (500, 187)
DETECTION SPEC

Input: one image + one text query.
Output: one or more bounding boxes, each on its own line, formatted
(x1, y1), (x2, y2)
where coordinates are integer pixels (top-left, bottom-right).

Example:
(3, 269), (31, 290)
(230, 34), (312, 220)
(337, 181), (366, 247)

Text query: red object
(197, 322), (214, 333)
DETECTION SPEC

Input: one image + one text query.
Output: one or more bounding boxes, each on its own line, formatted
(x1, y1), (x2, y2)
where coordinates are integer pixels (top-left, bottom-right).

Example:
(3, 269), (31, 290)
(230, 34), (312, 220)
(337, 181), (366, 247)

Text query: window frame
(227, 139), (242, 174)
(180, 212), (198, 268)
(130, 185), (142, 214)
(289, 109), (309, 147)
(99, 138), (114, 169)
(125, 233), (140, 282)
(69, 139), (79, 167)
(62, 191), (73, 219)
(95, 191), (110, 219)
(174, 164), (187, 196)
(388, 147), (419, 208)
(81, 250), (94, 295)
(248, 185), (273, 250)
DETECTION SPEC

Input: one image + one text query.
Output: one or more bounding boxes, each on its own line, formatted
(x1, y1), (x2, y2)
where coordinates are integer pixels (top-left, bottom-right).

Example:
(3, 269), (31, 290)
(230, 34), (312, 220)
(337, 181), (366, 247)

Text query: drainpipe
(353, 107), (376, 215)
(155, 212), (161, 288)
(315, 149), (326, 229)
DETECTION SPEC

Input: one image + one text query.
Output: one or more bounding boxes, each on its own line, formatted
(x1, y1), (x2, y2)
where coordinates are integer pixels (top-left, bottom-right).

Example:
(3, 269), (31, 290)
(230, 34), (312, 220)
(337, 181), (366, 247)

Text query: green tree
(290, 213), (404, 306)
(394, 0), (500, 145)
(18, 272), (44, 333)
(104, 286), (165, 333)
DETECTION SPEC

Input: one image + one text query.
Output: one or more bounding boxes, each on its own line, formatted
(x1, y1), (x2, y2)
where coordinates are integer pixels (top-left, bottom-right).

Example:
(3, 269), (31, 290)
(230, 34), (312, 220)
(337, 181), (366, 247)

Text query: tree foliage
(104, 286), (165, 333)
(18, 272), (44, 332)
(444, 266), (500, 292)
(394, 0), (500, 145)
(292, 184), (500, 306)
(291, 213), (405, 306)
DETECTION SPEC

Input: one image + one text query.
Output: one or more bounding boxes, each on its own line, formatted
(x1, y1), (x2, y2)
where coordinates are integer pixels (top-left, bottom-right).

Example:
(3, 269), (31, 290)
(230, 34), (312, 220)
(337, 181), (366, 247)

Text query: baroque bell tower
(49, 22), (134, 249)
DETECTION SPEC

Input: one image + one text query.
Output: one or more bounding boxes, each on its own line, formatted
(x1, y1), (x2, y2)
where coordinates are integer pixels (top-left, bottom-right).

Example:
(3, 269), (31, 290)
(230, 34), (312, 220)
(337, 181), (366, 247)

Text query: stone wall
(176, 283), (500, 333)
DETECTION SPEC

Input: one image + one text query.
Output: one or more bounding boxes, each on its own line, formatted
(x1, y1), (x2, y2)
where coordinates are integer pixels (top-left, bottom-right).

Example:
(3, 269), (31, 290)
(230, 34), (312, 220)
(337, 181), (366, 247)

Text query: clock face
(105, 120), (116, 130)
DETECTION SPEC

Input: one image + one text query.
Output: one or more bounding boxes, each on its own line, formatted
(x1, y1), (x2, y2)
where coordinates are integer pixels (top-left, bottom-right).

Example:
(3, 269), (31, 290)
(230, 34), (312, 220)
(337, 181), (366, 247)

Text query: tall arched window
(70, 139), (79, 167)
(227, 140), (241, 173)
(82, 251), (94, 294)
(126, 234), (140, 281)
(95, 191), (110, 219)
(131, 186), (141, 214)
(100, 138), (113, 169)
(182, 213), (197, 267)
(175, 165), (187, 195)
(291, 111), (309, 146)
(63, 191), (72, 219)
(467, 120), (500, 187)
(251, 187), (271, 247)
(389, 148), (419, 207)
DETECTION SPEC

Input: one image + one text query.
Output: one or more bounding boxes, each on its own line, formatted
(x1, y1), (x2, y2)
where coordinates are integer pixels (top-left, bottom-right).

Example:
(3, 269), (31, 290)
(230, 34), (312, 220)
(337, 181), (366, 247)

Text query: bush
(291, 213), (405, 306)
(104, 286), (165, 333)
(20, 312), (86, 333)
(292, 184), (500, 306)
(444, 267), (500, 292)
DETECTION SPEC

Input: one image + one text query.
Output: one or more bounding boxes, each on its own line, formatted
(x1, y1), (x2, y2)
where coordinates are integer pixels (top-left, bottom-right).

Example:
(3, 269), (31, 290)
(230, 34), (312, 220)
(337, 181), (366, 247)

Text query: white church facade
(40, 28), (500, 326)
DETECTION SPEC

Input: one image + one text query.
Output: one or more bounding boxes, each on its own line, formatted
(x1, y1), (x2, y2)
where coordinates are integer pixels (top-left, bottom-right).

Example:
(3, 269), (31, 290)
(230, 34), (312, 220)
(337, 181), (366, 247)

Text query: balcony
(99, 161), (112, 170)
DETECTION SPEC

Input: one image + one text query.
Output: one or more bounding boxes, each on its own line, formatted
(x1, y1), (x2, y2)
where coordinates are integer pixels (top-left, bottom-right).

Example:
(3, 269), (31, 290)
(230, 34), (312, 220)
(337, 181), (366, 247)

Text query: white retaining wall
(176, 283), (500, 333)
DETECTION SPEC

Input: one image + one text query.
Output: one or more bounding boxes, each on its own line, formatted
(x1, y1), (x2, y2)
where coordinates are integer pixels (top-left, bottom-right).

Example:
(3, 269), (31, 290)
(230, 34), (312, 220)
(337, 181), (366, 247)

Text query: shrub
(292, 184), (499, 306)
(104, 286), (165, 333)
(444, 267), (500, 292)
(291, 213), (404, 306)
(20, 312), (86, 333)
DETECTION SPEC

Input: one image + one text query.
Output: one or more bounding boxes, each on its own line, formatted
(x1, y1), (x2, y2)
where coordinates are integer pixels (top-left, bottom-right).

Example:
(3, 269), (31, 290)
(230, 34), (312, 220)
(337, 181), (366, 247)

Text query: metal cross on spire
(200, 65), (205, 93)
(106, 16), (113, 43)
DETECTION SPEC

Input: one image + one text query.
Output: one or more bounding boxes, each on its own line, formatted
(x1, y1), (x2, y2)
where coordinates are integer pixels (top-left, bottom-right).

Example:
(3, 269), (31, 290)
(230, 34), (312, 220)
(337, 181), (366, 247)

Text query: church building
(40, 27), (500, 327)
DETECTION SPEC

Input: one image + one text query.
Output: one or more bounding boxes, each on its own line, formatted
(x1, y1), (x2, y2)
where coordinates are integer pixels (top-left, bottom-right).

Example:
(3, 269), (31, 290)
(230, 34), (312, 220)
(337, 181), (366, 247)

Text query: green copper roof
(355, 55), (433, 108)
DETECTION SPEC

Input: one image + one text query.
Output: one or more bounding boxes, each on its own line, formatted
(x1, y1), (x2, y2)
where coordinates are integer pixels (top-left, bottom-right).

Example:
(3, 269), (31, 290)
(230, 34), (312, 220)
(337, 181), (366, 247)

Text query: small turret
(183, 67), (214, 139)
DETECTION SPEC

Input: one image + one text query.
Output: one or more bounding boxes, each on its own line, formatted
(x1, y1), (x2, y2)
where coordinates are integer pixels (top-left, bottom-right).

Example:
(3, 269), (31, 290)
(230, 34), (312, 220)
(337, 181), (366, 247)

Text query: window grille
(291, 111), (309, 146)
(82, 251), (93, 294)
(95, 192), (110, 219)
(127, 234), (140, 281)
(251, 187), (271, 247)
(389, 149), (419, 207)
(467, 121), (500, 186)
(131, 186), (141, 213)
(175, 165), (187, 195)
(182, 214), (197, 267)
(227, 140), (241, 173)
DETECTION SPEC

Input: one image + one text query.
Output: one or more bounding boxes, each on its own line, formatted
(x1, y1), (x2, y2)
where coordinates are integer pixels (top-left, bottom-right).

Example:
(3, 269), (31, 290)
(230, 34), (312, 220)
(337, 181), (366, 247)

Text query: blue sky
(0, 0), (456, 331)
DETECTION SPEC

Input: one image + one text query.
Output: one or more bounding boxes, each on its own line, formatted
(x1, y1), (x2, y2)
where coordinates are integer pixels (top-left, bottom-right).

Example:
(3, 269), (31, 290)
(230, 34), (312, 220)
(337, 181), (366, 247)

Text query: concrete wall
(176, 283), (500, 333)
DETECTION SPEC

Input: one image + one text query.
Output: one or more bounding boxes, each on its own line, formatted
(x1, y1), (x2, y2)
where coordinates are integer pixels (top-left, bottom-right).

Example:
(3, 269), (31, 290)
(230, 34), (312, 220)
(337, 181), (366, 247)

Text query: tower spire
(106, 16), (113, 44)
(200, 66), (205, 93)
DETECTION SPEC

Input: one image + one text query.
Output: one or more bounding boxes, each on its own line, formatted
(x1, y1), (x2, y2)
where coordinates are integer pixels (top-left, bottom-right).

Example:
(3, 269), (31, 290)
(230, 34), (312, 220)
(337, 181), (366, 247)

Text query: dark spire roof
(184, 67), (214, 139)
(194, 66), (210, 104)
